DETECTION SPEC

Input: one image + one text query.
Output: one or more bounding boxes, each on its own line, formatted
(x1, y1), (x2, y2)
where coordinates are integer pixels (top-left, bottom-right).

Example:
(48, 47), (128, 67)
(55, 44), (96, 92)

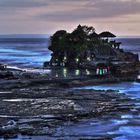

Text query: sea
(0, 35), (140, 140)
(0, 35), (51, 68)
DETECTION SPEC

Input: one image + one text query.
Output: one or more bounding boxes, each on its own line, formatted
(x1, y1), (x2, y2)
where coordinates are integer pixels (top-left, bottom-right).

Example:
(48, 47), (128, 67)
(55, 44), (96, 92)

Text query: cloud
(36, 0), (140, 22)
(0, 0), (140, 35)
(0, 0), (88, 9)
(1, 0), (140, 19)
(0, 0), (48, 8)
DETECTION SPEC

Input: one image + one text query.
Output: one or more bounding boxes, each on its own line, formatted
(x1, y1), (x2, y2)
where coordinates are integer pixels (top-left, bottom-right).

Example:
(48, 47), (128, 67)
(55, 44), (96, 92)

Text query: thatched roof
(99, 31), (116, 38)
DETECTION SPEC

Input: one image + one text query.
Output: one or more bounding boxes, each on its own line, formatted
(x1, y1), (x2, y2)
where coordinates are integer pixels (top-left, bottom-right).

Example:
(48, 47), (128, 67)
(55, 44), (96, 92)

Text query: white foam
(3, 98), (49, 102)
(0, 91), (12, 94)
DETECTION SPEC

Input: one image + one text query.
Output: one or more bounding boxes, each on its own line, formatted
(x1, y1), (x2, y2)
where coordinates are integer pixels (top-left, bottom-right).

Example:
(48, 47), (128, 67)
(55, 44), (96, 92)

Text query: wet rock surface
(0, 66), (139, 139)
(0, 70), (15, 79)
(0, 82), (139, 139)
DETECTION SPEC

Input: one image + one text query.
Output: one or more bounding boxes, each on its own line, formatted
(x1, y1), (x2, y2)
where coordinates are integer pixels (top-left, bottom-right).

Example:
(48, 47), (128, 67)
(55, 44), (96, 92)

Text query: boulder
(0, 70), (14, 79)
(0, 120), (18, 138)
(124, 52), (139, 62)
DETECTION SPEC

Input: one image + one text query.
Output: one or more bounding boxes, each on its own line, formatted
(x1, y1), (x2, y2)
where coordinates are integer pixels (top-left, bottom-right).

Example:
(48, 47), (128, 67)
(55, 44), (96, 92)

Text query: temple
(44, 25), (139, 76)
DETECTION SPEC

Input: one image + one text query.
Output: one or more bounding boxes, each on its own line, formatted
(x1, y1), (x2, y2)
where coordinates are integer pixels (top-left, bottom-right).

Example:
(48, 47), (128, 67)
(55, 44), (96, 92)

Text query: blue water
(74, 82), (140, 140)
(0, 37), (51, 68)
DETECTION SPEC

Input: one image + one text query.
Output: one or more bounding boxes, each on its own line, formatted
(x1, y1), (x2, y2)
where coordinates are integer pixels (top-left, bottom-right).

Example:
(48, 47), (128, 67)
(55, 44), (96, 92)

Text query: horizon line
(0, 34), (139, 38)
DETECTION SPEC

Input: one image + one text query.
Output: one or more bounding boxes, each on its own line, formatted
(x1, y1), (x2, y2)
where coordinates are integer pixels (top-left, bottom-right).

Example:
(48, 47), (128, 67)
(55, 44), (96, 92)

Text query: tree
(48, 25), (105, 65)
(48, 30), (67, 52)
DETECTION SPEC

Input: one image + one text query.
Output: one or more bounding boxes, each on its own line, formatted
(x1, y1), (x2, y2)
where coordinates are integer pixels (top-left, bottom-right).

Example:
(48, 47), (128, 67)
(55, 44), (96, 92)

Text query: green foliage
(48, 25), (116, 64)
(48, 30), (67, 52)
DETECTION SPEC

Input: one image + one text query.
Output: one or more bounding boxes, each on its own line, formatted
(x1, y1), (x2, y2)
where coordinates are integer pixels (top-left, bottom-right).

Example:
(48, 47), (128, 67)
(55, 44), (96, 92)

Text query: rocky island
(44, 25), (139, 77)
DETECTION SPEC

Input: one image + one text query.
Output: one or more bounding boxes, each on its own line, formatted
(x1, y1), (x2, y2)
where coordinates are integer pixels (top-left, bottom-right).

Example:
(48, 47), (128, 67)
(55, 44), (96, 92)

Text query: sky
(0, 0), (140, 36)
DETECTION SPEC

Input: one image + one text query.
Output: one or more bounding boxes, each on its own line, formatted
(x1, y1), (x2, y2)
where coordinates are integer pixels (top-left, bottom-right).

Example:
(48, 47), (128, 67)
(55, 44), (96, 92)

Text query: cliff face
(51, 45), (138, 63)
(44, 44), (139, 68)
(114, 49), (139, 62)
(89, 45), (117, 57)
(121, 52), (139, 62)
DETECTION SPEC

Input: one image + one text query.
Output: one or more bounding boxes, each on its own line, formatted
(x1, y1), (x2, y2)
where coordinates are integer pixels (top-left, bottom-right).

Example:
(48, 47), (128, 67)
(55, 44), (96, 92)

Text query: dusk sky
(0, 0), (140, 36)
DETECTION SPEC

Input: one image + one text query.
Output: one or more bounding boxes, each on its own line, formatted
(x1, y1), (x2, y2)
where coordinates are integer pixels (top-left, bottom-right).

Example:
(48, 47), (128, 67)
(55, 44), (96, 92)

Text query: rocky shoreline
(0, 63), (139, 89)
(0, 84), (137, 139)
(0, 64), (140, 139)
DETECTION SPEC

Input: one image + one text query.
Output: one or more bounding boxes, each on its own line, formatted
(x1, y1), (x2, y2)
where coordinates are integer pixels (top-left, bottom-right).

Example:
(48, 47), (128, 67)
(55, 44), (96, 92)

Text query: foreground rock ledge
(0, 83), (136, 138)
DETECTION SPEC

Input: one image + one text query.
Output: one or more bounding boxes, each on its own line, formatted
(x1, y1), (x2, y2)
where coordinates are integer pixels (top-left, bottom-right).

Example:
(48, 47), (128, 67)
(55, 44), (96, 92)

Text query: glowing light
(75, 69), (80, 76)
(86, 69), (90, 75)
(103, 69), (108, 74)
(100, 69), (103, 75)
(55, 74), (58, 77)
(96, 68), (100, 75)
(63, 68), (67, 77)
(64, 56), (67, 61)
(76, 58), (79, 63)
(87, 57), (91, 61)
(138, 75), (140, 79)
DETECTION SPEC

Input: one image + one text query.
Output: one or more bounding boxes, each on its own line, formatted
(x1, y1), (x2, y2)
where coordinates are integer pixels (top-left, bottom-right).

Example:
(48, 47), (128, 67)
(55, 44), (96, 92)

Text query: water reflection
(63, 68), (67, 77)
(75, 69), (80, 76)
(86, 69), (90, 75)
(50, 68), (93, 78)
(55, 73), (59, 78)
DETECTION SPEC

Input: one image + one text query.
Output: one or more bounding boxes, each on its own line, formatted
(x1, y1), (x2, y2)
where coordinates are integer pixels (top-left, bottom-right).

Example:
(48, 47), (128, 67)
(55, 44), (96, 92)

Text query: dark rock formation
(0, 70), (14, 79)
(44, 24), (139, 72)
